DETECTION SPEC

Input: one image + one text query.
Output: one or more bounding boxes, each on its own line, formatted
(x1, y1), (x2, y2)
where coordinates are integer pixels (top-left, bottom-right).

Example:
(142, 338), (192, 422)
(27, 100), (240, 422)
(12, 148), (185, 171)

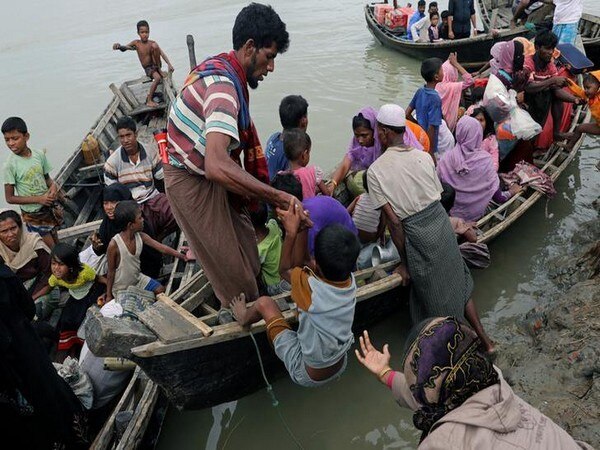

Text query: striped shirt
(167, 75), (240, 175)
(352, 194), (380, 234)
(104, 143), (163, 203)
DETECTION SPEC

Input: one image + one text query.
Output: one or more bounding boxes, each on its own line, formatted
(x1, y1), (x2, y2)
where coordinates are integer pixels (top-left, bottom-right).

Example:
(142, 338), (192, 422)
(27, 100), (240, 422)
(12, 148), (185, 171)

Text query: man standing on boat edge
(164, 3), (308, 308)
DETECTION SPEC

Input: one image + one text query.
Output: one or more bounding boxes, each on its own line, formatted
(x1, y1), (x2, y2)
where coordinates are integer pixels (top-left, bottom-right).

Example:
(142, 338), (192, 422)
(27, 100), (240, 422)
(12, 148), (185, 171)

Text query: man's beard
(246, 53), (259, 90)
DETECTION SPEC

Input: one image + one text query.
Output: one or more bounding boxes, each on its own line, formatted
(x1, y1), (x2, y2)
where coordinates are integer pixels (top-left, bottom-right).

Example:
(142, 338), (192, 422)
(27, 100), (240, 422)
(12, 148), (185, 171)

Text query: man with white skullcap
(366, 104), (495, 354)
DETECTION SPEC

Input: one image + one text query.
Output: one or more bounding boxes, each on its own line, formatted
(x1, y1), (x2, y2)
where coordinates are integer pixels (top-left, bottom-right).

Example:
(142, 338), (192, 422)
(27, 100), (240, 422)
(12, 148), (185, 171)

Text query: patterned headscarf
(402, 317), (498, 441)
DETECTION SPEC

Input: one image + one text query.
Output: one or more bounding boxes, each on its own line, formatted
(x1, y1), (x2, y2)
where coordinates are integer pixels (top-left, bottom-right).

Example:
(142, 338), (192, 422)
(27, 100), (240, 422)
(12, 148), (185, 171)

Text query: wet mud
(494, 198), (600, 447)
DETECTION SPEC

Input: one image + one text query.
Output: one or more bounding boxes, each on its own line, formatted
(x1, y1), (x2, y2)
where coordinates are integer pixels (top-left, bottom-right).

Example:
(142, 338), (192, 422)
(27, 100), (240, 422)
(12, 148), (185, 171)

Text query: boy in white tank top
(105, 200), (187, 302)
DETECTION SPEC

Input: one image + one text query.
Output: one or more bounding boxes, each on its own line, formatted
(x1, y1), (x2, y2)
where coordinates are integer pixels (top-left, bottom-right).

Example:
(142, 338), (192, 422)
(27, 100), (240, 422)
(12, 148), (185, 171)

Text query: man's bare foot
(146, 99), (159, 107)
(231, 293), (250, 327)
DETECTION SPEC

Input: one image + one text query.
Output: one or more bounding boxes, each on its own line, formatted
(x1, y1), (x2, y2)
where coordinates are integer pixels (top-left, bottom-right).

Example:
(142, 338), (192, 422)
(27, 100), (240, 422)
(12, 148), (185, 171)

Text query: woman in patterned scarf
(355, 317), (592, 449)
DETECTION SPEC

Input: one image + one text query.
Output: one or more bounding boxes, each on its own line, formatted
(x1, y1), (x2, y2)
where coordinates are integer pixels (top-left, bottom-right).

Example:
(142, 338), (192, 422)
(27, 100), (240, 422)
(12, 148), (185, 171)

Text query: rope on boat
(248, 332), (305, 449)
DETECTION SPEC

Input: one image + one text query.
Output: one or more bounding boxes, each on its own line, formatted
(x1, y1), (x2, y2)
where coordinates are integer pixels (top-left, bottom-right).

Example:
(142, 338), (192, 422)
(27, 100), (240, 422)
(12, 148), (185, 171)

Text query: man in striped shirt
(104, 116), (178, 240)
(164, 4), (307, 310)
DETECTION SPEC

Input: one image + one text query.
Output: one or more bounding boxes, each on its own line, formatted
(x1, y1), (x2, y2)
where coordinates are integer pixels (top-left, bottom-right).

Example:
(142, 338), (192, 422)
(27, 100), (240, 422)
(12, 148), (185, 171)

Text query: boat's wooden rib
(364, 3), (531, 68)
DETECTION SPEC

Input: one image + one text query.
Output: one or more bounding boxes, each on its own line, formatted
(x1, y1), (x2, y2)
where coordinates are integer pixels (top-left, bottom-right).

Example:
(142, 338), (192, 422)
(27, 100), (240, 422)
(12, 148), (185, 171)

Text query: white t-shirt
(437, 120), (456, 159)
(553, 0), (583, 25)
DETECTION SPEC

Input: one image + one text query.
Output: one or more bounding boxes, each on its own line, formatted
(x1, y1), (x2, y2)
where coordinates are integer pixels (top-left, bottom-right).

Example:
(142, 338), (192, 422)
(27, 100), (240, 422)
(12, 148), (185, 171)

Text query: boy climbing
(112, 20), (174, 107)
(232, 201), (361, 387)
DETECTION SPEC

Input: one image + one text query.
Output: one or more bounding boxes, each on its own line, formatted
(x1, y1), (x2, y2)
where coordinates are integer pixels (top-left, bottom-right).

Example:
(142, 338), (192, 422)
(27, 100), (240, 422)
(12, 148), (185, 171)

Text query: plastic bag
(54, 357), (94, 409)
(482, 74), (512, 123)
(509, 105), (542, 140)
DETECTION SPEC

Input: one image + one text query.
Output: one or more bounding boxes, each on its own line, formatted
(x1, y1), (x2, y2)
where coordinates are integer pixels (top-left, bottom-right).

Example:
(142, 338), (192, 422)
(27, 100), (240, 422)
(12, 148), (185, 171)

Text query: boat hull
(364, 4), (531, 67)
(131, 287), (403, 410)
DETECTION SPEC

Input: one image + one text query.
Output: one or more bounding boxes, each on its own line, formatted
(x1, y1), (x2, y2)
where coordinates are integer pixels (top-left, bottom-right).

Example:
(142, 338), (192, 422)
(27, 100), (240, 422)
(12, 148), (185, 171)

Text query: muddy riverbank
(494, 197), (600, 448)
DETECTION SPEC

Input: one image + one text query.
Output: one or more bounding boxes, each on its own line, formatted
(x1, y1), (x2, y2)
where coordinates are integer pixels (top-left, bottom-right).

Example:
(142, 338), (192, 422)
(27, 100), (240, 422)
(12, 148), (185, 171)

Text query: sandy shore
(494, 198), (600, 447)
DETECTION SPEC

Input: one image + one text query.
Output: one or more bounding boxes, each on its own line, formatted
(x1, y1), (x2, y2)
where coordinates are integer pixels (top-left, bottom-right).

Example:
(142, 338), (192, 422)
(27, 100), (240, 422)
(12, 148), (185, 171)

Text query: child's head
(51, 243), (83, 280)
(283, 128), (311, 166)
(430, 12), (440, 27)
(271, 172), (303, 201)
(353, 112), (375, 148)
(116, 116), (138, 152)
(114, 200), (143, 232)
(421, 57), (444, 84)
(428, 1), (438, 14)
(2, 117), (29, 156)
(534, 30), (559, 64)
(314, 224), (360, 282)
(417, 0), (426, 14)
(280, 95), (309, 131)
(441, 10), (450, 24)
(249, 202), (269, 231)
(103, 183), (133, 220)
(470, 107), (495, 138)
(583, 73), (600, 99)
(137, 20), (150, 42)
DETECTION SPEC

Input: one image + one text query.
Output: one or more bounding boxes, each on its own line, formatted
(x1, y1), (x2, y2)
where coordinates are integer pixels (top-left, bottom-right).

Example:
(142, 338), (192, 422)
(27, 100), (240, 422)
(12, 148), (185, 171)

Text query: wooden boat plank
(57, 219), (102, 241)
(157, 293), (213, 337)
(138, 302), (205, 344)
(180, 281), (213, 313)
(138, 293), (213, 344)
(90, 367), (141, 449)
(120, 84), (142, 109)
(115, 381), (159, 450)
(73, 188), (102, 226)
(109, 83), (135, 113)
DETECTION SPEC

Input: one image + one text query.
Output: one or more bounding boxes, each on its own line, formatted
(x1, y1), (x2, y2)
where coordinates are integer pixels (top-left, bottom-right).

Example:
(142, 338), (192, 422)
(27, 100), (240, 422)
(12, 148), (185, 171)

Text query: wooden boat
(364, 2), (532, 68)
(51, 75), (177, 448)
(56, 74), (177, 244)
(580, 13), (600, 68)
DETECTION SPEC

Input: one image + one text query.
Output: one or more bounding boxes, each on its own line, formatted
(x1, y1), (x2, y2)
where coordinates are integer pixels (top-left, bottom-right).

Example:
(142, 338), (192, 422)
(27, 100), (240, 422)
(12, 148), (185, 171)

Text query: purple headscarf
(437, 116), (499, 222)
(490, 41), (515, 76)
(346, 107), (382, 171)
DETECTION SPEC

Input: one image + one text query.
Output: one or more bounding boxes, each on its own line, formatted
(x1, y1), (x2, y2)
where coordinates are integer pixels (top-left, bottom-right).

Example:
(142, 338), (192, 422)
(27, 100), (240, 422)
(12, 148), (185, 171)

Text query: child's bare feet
(231, 293), (250, 327)
(146, 99), (159, 107)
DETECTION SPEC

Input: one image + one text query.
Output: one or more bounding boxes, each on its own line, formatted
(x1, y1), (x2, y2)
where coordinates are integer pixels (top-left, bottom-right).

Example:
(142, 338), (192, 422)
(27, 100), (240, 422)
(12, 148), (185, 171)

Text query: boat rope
(248, 332), (305, 449)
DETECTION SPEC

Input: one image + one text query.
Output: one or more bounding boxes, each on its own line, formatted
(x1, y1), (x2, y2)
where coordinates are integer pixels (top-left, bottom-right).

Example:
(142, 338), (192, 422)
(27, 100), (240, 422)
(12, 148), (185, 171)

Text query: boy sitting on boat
(232, 201), (361, 387)
(105, 200), (187, 303)
(112, 20), (174, 107)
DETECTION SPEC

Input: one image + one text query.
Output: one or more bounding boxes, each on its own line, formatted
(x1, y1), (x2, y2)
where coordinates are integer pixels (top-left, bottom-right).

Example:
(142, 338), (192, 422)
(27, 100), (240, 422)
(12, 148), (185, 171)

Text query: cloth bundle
(500, 161), (556, 197)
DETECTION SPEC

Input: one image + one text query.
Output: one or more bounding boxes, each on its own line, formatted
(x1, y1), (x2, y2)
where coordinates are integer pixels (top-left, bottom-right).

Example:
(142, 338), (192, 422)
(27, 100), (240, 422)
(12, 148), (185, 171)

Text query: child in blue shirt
(405, 58), (444, 159)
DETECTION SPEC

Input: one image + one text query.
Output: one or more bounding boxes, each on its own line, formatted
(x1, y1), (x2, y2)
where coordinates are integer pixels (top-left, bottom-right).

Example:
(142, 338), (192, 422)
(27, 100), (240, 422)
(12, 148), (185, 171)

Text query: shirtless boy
(113, 20), (174, 107)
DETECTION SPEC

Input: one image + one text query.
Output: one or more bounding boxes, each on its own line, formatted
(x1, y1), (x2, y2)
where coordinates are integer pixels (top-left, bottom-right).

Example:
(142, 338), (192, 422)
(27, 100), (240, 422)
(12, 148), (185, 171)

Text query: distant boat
(364, 2), (531, 69)
(580, 13), (600, 68)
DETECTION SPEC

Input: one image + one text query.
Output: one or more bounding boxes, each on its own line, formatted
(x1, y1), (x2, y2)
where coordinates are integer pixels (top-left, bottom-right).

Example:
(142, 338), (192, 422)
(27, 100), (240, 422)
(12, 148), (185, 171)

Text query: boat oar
(187, 34), (197, 70)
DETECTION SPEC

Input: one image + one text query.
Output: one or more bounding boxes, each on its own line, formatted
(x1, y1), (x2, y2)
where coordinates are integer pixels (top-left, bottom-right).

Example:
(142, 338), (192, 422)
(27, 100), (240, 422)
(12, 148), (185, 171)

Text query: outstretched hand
(355, 330), (392, 381)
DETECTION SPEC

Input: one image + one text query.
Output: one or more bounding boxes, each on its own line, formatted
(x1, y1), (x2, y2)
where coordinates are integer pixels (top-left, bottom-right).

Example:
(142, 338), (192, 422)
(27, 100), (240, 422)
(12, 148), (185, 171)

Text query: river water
(1, 0), (599, 448)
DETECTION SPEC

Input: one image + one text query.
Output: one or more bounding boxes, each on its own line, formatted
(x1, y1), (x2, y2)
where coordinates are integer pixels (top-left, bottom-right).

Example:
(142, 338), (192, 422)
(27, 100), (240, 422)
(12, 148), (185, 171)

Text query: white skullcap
(376, 104), (406, 128)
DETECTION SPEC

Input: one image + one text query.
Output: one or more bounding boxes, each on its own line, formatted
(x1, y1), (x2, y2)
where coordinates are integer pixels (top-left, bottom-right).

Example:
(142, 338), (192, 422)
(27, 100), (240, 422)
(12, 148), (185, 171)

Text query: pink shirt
(294, 165), (323, 200)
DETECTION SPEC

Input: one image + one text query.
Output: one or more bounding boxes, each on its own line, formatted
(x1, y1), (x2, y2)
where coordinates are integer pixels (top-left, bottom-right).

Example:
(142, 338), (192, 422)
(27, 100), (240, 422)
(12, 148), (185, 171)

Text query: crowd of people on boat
(1, 1), (597, 448)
